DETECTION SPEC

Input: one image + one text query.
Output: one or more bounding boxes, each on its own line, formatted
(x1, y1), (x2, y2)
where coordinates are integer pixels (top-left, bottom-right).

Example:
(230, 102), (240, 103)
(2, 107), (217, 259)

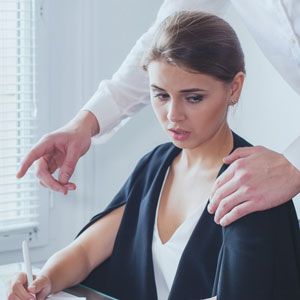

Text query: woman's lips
(168, 129), (191, 141)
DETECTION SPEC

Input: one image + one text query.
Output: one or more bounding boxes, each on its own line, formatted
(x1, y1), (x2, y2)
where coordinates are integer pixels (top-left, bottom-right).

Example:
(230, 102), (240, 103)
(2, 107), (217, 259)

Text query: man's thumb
(59, 152), (79, 184)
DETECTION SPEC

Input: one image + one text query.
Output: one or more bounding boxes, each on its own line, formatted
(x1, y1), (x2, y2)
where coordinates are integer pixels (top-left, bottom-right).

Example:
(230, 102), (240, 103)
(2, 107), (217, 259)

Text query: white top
(152, 168), (207, 300)
(82, 0), (300, 171)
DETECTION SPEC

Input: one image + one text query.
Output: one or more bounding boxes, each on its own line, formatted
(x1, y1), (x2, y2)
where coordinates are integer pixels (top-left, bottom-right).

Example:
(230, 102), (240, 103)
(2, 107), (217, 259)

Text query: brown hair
(142, 11), (245, 83)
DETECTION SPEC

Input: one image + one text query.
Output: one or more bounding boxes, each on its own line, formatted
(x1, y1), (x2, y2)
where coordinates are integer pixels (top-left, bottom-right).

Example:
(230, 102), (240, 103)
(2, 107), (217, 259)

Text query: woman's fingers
(6, 273), (34, 300)
(28, 275), (52, 300)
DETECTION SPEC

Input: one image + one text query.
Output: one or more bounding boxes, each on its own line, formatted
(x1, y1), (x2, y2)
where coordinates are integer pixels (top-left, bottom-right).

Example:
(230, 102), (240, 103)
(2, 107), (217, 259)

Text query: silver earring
(229, 99), (237, 105)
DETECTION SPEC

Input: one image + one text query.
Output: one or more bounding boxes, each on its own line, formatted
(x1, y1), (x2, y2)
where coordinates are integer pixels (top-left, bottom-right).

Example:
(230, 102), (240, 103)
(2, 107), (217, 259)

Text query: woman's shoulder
(223, 200), (298, 246)
(232, 131), (253, 149)
(136, 142), (180, 169)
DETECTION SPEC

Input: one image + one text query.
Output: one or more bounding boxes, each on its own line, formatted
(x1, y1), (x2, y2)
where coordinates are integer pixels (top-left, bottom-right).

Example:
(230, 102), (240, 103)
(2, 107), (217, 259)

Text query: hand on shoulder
(208, 146), (300, 226)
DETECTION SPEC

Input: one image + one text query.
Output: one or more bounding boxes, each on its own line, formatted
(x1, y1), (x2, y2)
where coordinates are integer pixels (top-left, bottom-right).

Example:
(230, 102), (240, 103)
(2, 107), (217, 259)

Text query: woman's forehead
(148, 61), (224, 91)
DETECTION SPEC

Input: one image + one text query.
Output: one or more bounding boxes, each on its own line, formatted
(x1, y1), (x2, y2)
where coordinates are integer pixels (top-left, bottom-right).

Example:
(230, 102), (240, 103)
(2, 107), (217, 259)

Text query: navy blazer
(77, 132), (300, 300)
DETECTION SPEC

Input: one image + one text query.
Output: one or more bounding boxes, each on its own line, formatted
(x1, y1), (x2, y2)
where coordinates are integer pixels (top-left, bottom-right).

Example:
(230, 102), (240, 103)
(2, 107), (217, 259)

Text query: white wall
(2, 1), (299, 265)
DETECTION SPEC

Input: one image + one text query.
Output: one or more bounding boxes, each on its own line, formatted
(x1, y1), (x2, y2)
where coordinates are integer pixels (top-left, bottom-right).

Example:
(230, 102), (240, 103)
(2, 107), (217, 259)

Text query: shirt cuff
(283, 136), (300, 172)
(81, 80), (126, 144)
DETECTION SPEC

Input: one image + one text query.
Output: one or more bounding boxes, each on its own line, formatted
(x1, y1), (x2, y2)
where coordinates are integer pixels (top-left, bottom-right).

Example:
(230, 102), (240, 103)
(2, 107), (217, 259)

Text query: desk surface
(66, 285), (118, 300)
(0, 263), (118, 300)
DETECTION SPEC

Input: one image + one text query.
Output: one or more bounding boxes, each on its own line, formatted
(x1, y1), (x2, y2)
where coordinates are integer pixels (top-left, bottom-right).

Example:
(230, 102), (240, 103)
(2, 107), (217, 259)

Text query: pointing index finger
(16, 142), (51, 179)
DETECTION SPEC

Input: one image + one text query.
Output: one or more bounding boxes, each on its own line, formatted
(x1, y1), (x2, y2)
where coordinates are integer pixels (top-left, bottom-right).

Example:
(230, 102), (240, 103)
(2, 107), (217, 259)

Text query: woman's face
(148, 60), (239, 150)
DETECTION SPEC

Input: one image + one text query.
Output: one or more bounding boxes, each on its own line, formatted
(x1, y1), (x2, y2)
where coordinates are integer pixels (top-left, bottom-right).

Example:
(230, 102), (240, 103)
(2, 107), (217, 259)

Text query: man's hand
(208, 146), (300, 226)
(16, 111), (99, 194)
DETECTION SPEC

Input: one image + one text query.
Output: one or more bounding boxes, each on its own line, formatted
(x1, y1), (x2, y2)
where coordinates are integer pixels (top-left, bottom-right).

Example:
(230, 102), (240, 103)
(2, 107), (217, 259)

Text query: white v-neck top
(152, 168), (207, 300)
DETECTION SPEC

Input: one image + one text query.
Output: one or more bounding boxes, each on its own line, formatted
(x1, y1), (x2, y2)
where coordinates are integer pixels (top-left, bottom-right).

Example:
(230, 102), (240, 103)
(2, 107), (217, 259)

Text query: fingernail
(220, 219), (226, 226)
(207, 204), (212, 213)
(214, 217), (220, 225)
(61, 173), (69, 182)
(66, 184), (75, 190)
(28, 284), (36, 290)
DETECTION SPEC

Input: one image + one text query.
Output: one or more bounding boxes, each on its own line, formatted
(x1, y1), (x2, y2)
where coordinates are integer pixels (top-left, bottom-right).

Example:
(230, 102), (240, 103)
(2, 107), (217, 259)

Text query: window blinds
(0, 0), (39, 234)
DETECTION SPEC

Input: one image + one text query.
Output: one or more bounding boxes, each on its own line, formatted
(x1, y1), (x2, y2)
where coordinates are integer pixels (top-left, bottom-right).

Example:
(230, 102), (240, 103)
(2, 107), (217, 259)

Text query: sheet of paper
(48, 291), (86, 300)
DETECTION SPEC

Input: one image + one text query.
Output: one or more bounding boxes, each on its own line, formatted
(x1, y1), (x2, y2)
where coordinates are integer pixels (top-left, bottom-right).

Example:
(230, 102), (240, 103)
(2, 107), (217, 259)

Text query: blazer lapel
(168, 166), (227, 300)
(168, 132), (242, 299)
(137, 145), (181, 300)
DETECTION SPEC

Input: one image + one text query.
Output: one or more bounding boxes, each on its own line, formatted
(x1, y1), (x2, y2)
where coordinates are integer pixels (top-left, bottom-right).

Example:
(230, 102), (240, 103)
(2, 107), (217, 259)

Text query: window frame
(0, 0), (50, 257)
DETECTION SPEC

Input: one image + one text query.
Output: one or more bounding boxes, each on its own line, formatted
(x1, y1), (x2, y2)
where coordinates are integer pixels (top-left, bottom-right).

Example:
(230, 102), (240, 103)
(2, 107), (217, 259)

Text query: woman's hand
(6, 272), (52, 300)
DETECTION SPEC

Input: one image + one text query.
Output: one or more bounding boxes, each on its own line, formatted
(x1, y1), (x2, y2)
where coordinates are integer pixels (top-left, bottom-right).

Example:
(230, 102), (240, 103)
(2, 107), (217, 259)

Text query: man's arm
(17, 0), (230, 191)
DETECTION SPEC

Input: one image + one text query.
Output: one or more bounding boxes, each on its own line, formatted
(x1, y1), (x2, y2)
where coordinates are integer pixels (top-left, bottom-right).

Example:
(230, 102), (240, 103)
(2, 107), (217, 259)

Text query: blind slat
(0, 101), (36, 105)
(0, 83), (36, 87)
(1, 92), (36, 96)
(0, 214), (39, 223)
(0, 126), (36, 131)
(0, 118), (36, 122)
(0, 196), (37, 205)
(0, 171), (34, 178)
(0, 135), (35, 141)
(0, 146), (33, 152)
(0, 179), (36, 186)
(0, 188), (36, 196)
(0, 222), (38, 234)
(0, 110), (35, 114)
(0, 205), (39, 214)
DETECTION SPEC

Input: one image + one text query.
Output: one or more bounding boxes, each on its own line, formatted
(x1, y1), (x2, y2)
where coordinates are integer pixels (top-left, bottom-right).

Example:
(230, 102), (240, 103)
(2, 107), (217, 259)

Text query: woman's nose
(167, 100), (185, 122)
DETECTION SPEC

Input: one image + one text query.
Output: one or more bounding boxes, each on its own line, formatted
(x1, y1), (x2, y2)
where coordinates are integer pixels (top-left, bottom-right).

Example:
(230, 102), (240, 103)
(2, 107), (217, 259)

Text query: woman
(7, 11), (300, 300)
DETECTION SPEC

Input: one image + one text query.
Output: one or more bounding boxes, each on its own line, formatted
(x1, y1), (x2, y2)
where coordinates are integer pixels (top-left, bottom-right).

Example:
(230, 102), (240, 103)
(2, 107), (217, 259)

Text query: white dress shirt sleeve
(82, 0), (230, 143)
(283, 136), (300, 172)
(230, 0), (300, 171)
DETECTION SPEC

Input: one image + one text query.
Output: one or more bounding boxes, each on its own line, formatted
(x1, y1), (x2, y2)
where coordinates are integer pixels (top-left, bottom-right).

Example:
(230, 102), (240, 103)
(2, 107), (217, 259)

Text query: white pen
(22, 240), (33, 286)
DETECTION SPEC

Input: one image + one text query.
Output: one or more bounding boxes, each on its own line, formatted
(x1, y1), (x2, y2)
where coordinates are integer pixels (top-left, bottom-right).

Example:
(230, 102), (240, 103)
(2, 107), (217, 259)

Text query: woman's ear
(228, 72), (245, 106)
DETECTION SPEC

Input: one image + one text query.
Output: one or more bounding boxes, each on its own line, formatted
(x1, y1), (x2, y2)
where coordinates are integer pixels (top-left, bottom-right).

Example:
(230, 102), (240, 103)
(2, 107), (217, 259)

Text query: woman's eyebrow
(150, 85), (208, 93)
(150, 84), (165, 91)
(180, 88), (208, 93)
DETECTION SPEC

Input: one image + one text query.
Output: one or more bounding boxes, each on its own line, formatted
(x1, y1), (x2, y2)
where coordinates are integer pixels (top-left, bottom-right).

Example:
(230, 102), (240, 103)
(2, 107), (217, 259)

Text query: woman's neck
(178, 123), (233, 172)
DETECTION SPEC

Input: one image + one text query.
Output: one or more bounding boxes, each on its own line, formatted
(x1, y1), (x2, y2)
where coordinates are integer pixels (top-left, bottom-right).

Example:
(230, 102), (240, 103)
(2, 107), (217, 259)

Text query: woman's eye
(186, 95), (204, 103)
(154, 93), (169, 100)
